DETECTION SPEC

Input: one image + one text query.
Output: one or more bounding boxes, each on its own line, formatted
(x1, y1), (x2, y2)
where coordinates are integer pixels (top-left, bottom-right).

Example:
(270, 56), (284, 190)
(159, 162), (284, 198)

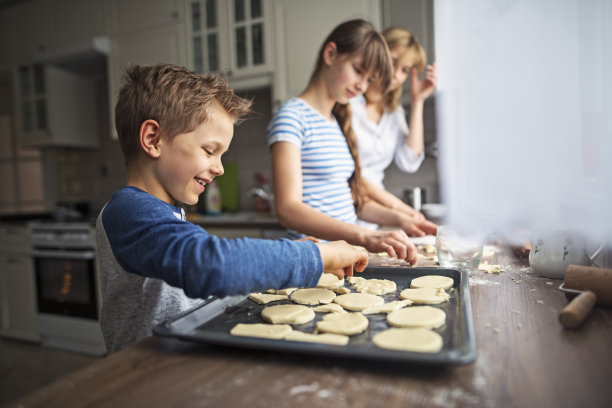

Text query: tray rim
(153, 267), (477, 366)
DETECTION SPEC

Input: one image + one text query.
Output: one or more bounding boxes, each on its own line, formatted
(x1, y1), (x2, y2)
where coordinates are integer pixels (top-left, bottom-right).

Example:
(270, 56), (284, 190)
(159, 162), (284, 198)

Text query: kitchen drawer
(0, 225), (30, 254)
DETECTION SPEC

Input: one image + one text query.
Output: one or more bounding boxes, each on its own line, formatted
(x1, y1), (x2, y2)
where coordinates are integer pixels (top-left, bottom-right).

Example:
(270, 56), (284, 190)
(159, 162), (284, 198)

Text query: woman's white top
(350, 95), (424, 189)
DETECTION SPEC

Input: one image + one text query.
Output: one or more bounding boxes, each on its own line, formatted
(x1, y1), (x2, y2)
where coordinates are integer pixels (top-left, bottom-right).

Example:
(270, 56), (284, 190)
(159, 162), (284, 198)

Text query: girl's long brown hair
(309, 19), (392, 211)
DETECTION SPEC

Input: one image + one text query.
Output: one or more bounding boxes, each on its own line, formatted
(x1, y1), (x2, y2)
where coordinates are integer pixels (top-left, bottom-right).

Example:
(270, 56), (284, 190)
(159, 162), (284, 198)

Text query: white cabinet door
(49, 0), (109, 48)
(10, 0), (54, 64)
(272, 0), (382, 108)
(108, 23), (188, 138)
(109, 0), (184, 36)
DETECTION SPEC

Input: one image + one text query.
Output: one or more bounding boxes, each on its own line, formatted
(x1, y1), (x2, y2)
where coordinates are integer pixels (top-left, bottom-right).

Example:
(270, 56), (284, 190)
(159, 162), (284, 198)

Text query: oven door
(32, 248), (98, 320)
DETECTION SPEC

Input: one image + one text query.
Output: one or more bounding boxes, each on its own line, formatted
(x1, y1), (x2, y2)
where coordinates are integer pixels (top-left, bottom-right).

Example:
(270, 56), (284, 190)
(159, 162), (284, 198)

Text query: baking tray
(153, 267), (477, 365)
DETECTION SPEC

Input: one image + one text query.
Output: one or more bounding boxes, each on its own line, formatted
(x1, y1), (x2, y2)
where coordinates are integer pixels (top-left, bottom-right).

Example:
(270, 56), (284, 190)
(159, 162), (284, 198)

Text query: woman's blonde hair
(309, 19), (392, 211)
(382, 26), (427, 111)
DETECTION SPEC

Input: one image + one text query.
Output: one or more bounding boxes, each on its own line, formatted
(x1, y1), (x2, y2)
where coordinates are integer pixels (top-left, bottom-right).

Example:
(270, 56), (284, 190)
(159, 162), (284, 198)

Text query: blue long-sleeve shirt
(96, 186), (323, 353)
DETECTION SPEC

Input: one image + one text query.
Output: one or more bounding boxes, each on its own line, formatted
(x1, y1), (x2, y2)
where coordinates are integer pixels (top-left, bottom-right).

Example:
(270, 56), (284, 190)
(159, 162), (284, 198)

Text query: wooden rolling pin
(558, 265), (612, 329)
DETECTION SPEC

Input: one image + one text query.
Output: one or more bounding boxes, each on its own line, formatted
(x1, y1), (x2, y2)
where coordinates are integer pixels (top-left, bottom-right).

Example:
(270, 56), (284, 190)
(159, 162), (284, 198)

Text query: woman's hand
(361, 229), (418, 264)
(411, 63), (437, 103)
(399, 214), (438, 237)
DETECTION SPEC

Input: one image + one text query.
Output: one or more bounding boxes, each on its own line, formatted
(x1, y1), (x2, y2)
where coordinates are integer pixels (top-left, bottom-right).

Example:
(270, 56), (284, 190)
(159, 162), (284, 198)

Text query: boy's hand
(315, 240), (369, 279)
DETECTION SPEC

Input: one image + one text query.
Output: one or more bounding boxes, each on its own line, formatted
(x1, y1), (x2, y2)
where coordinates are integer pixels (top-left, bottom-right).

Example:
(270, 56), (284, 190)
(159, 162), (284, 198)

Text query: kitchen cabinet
(187, 0), (275, 90)
(14, 63), (98, 147)
(108, 0), (184, 36)
(49, 0), (109, 48)
(107, 22), (188, 138)
(272, 0), (382, 108)
(0, 225), (40, 342)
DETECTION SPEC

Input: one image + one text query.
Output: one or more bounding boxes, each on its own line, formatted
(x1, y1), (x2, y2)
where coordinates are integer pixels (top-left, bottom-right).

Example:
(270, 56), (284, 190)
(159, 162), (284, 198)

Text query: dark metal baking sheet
(153, 267), (477, 365)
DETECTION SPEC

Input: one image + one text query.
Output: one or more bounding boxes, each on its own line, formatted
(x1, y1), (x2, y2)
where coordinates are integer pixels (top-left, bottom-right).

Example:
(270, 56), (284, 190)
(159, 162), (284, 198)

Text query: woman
(267, 20), (435, 263)
(350, 27), (437, 226)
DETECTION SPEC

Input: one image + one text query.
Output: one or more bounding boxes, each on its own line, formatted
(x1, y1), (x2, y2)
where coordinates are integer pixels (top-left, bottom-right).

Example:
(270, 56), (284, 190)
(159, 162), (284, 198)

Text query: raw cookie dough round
(230, 323), (292, 339)
(313, 303), (346, 313)
(410, 275), (454, 290)
(400, 288), (450, 304)
(349, 278), (396, 295)
(284, 330), (349, 346)
(334, 293), (385, 311)
(316, 312), (369, 335)
(261, 304), (315, 325)
(372, 328), (443, 353)
(387, 306), (446, 329)
(316, 274), (345, 288)
(290, 288), (336, 305)
(361, 300), (412, 315)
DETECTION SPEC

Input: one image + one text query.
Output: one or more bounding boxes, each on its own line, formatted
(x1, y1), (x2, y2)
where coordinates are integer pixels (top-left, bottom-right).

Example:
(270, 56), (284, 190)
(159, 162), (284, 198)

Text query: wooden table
(5, 245), (612, 408)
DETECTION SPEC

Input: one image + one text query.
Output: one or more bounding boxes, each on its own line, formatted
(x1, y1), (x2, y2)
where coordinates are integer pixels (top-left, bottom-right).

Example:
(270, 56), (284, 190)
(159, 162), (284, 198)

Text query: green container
(215, 162), (239, 212)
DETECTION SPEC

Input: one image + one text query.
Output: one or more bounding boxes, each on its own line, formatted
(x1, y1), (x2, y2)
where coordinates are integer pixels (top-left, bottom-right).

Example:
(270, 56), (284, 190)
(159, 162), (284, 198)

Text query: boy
(96, 64), (368, 353)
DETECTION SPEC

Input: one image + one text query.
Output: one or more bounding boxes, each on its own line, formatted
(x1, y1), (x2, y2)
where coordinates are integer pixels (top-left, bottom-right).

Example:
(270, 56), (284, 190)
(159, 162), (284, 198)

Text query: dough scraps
(315, 312), (369, 335)
(387, 306), (446, 329)
(399, 288), (450, 304)
(478, 262), (505, 274)
(410, 275), (454, 290)
(266, 287), (298, 295)
(313, 303), (346, 313)
(361, 300), (413, 315)
(290, 288), (336, 305)
(230, 323), (292, 339)
(261, 304), (315, 325)
(330, 286), (351, 295)
(316, 274), (345, 288)
(372, 328), (443, 353)
(284, 330), (349, 346)
(334, 293), (385, 311)
(249, 293), (288, 304)
(348, 277), (396, 295)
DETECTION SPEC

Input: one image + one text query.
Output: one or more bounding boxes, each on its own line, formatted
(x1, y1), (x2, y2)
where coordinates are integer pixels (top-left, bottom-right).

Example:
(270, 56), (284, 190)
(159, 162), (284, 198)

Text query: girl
(350, 27), (438, 226)
(267, 20), (434, 263)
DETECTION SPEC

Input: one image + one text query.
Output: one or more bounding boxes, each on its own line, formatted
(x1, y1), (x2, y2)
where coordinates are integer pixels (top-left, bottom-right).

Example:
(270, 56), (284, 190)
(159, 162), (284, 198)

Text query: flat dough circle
(373, 328), (443, 353)
(316, 274), (345, 288)
(410, 275), (454, 290)
(230, 323), (292, 339)
(261, 304), (315, 325)
(313, 303), (346, 313)
(334, 293), (384, 311)
(350, 278), (396, 295)
(284, 330), (349, 346)
(387, 306), (446, 328)
(400, 288), (450, 304)
(290, 288), (336, 305)
(316, 312), (369, 335)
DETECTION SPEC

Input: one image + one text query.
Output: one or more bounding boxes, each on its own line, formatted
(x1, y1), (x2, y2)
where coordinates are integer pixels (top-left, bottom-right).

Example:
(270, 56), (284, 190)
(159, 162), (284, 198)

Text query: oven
(29, 222), (106, 356)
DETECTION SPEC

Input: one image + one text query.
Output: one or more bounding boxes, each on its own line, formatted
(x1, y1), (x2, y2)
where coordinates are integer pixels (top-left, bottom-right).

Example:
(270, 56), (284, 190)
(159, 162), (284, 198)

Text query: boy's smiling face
(154, 104), (234, 206)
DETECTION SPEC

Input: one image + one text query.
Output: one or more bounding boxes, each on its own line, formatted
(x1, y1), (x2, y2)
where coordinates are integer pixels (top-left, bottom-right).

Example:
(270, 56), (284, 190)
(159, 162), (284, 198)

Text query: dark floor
(0, 337), (100, 405)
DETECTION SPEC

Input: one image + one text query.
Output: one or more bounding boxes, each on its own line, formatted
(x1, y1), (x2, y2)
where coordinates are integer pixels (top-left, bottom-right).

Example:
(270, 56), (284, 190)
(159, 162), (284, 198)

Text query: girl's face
(154, 105), (233, 205)
(326, 52), (378, 104)
(388, 45), (415, 92)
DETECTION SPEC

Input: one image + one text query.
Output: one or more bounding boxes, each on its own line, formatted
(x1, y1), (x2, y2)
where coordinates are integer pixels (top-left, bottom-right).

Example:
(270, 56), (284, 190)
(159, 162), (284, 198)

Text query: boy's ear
(139, 120), (162, 158)
(322, 41), (338, 66)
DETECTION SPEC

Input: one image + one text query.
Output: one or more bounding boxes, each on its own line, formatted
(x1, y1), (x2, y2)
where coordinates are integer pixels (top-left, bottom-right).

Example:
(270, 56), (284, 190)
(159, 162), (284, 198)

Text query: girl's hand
(411, 63), (437, 103)
(399, 215), (438, 237)
(362, 230), (418, 264)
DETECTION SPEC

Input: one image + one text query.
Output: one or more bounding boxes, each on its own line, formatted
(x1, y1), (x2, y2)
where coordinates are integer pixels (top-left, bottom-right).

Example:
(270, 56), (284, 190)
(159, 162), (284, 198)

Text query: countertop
(6, 245), (612, 408)
(186, 211), (282, 229)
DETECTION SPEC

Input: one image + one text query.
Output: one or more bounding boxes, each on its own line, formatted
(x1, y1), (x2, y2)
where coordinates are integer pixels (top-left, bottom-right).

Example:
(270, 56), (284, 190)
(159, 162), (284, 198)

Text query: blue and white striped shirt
(267, 98), (357, 237)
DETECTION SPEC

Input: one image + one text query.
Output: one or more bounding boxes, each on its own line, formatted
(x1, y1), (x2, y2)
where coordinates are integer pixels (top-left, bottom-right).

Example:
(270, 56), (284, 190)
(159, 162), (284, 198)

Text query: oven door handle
(31, 249), (95, 260)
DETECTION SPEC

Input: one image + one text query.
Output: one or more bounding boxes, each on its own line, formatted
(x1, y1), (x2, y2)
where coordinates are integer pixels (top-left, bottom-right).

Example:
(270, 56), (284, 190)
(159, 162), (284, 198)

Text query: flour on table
(284, 330), (349, 346)
(230, 323), (292, 339)
(410, 275), (454, 290)
(248, 293), (288, 304)
(387, 306), (446, 329)
(315, 312), (369, 335)
(261, 304), (315, 325)
(290, 288), (336, 305)
(361, 300), (413, 315)
(333, 293), (384, 311)
(372, 328), (443, 353)
(400, 287), (450, 304)
(478, 262), (505, 274)
(313, 303), (346, 314)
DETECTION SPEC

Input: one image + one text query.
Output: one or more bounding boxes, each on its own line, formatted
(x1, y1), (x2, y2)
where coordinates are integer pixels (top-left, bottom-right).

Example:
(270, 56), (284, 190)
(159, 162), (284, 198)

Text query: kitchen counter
(186, 211), (281, 229)
(6, 246), (612, 408)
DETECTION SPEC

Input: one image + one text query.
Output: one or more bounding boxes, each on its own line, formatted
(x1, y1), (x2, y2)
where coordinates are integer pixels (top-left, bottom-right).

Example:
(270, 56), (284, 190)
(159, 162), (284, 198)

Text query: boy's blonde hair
(382, 27), (427, 111)
(115, 63), (252, 165)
